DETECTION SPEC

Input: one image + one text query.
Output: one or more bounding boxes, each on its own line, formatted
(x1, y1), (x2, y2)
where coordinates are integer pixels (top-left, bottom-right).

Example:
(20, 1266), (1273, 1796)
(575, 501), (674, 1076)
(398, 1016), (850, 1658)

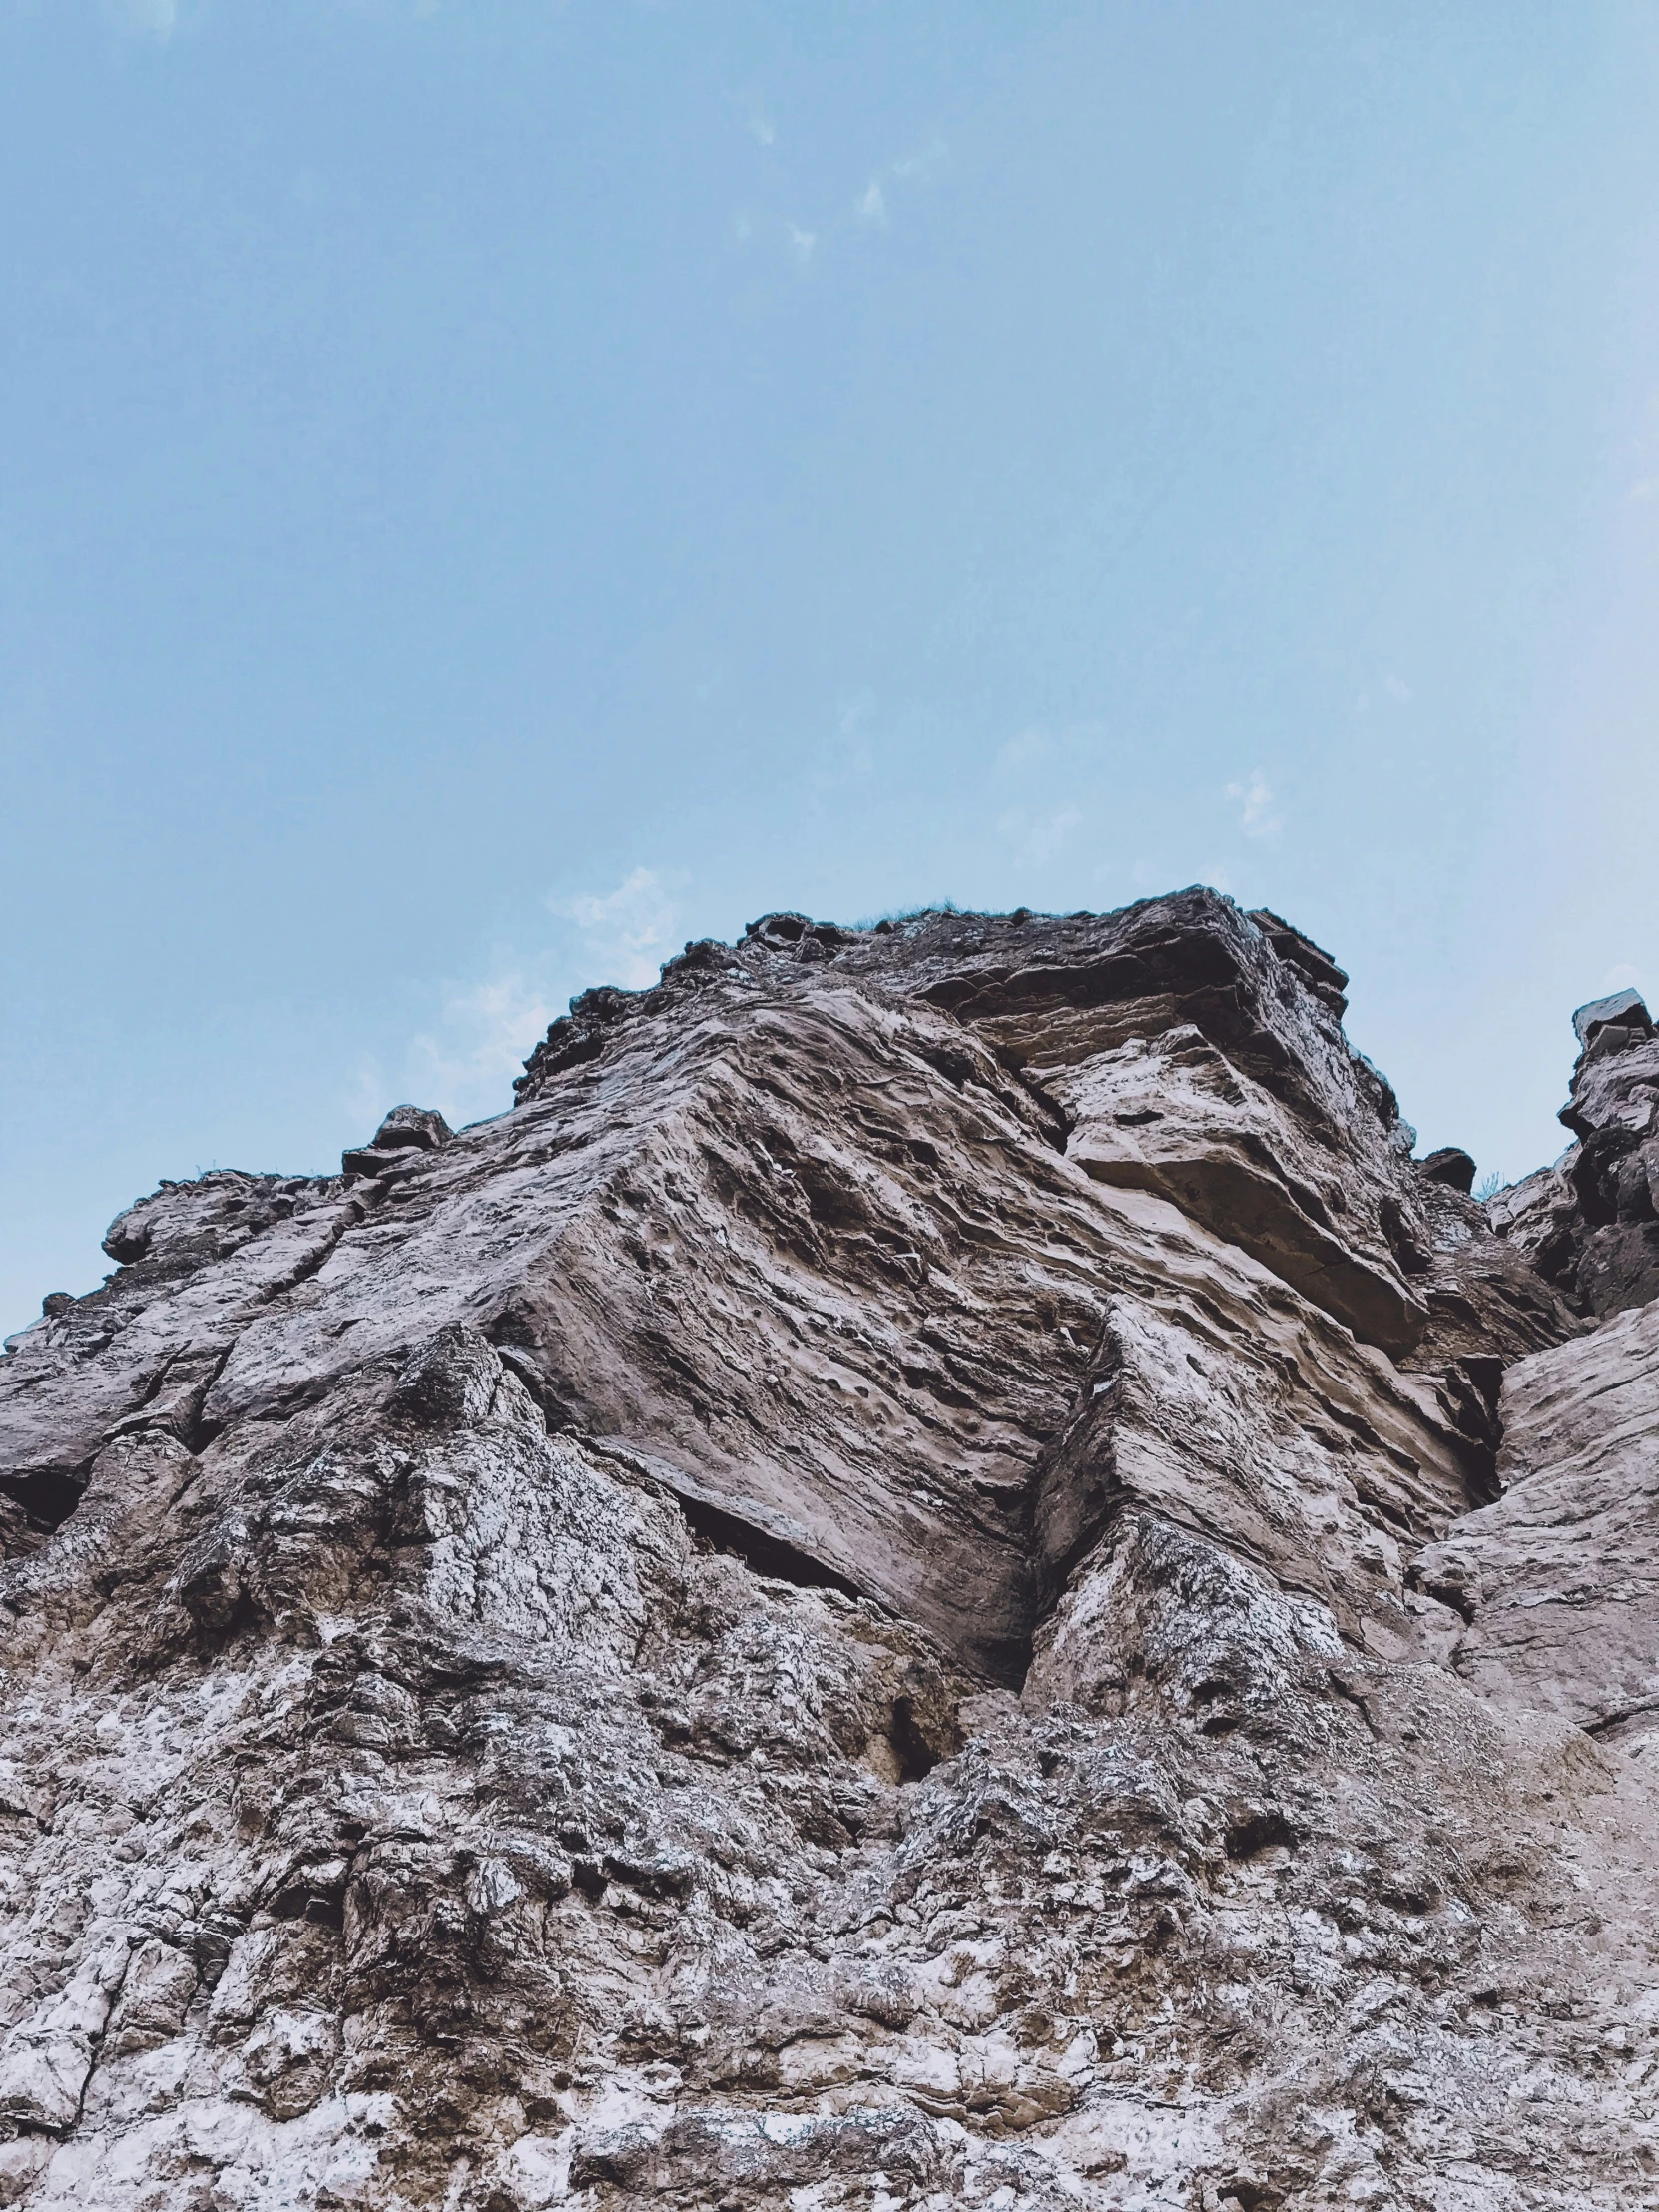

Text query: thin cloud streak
(405, 973), (557, 1127)
(107, 0), (180, 39)
(997, 803), (1083, 867)
(892, 137), (948, 183)
(389, 867), (678, 1128)
(552, 865), (677, 990)
(1226, 770), (1282, 840)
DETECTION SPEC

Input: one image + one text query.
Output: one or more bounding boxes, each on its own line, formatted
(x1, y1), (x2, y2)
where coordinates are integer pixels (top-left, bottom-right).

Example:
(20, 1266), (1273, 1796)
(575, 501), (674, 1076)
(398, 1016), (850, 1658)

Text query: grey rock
(368, 1104), (453, 1152)
(1486, 1002), (1659, 1321)
(1045, 1023), (1428, 1355)
(1572, 988), (1653, 1049)
(1244, 906), (1350, 1016)
(343, 1104), (454, 1179)
(1413, 1294), (1659, 1752)
(1417, 1145), (1476, 1193)
(0, 889), (1653, 2210)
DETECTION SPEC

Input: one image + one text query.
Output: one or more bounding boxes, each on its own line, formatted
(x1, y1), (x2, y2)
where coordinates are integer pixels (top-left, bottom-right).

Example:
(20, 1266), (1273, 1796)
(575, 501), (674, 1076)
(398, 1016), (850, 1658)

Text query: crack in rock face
(0, 888), (1654, 2210)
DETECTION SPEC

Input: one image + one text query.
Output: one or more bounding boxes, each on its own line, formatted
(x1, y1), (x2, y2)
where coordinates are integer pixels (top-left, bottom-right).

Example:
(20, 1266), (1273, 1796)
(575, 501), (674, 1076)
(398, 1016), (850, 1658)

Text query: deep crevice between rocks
(673, 1488), (869, 1603)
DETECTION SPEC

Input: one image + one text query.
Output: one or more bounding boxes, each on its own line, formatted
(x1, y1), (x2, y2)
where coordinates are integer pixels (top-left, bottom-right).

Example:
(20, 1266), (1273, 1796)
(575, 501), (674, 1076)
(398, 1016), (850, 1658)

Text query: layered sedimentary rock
(0, 888), (1654, 2210)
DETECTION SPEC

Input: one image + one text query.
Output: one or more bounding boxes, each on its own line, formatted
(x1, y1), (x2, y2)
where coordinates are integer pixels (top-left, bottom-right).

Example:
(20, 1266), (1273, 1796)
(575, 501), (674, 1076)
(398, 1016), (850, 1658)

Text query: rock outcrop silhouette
(0, 889), (1653, 2210)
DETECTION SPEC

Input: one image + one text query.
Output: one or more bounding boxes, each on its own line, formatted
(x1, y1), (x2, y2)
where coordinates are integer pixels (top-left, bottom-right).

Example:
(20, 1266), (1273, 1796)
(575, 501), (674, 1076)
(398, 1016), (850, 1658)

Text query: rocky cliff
(0, 888), (1654, 2211)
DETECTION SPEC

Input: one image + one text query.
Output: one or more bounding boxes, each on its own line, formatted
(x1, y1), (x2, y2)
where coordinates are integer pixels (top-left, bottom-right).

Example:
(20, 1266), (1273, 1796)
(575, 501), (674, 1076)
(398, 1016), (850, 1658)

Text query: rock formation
(0, 887), (1653, 2210)
(1490, 987), (1659, 1323)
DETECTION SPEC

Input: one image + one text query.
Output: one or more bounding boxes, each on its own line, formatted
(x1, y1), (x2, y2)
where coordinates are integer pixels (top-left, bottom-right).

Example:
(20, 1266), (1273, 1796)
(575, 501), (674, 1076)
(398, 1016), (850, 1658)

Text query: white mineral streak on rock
(0, 890), (1653, 2207)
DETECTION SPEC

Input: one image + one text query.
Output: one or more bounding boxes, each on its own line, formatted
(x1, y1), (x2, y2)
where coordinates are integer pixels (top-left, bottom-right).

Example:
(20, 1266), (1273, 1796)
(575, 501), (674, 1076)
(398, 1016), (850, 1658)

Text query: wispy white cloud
(992, 725), (1086, 867)
(852, 138), (948, 233)
(997, 803), (1083, 867)
(806, 692), (879, 803)
(551, 865), (677, 990)
(405, 973), (558, 1128)
(1599, 960), (1649, 996)
(745, 132), (948, 268)
(107, 0), (181, 39)
(733, 212), (817, 274)
(892, 136), (948, 183)
(1226, 770), (1282, 840)
(372, 868), (680, 1132)
(837, 690), (875, 777)
(1356, 671), (1414, 713)
(335, 0), (441, 21)
(995, 725), (1054, 774)
(1124, 855), (1235, 897)
(343, 1053), (389, 1134)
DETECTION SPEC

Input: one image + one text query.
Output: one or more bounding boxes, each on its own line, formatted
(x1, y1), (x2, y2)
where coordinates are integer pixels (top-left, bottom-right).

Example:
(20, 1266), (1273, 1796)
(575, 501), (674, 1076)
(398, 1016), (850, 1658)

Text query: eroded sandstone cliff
(0, 889), (1654, 2211)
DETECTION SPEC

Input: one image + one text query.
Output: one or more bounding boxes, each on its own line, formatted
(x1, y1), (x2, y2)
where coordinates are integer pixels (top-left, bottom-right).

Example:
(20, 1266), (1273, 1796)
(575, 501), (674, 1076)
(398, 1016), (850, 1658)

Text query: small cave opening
(886, 1692), (956, 1784)
(0, 1461), (94, 1562)
(1224, 1809), (1298, 1861)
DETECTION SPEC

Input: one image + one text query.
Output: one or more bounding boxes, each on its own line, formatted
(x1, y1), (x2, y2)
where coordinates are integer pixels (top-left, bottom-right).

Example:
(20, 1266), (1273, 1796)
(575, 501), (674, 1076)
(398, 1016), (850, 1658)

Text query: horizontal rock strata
(0, 889), (1653, 2210)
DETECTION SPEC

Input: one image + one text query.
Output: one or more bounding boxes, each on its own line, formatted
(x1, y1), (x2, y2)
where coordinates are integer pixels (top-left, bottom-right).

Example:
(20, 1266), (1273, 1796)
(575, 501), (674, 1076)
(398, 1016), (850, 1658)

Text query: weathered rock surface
(0, 889), (1653, 2209)
(1414, 1295), (1659, 1754)
(1490, 989), (1659, 1323)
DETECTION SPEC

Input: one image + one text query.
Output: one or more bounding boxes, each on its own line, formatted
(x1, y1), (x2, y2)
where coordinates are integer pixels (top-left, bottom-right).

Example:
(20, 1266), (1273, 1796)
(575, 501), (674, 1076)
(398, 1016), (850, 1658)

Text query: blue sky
(4, 1), (1659, 1332)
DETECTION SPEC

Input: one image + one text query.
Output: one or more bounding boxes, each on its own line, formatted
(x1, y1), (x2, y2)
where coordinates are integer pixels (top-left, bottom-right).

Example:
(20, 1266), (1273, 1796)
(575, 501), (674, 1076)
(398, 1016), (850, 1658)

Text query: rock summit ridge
(0, 887), (1654, 2211)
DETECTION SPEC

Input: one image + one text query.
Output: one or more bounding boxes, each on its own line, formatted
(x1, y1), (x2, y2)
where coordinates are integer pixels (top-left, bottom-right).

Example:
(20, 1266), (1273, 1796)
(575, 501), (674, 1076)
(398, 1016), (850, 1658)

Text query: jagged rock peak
(517, 890), (1364, 1103)
(1489, 981), (1659, 1322)
(1572, 986), (1653, 1051)
(0, 887), (1653, 2210)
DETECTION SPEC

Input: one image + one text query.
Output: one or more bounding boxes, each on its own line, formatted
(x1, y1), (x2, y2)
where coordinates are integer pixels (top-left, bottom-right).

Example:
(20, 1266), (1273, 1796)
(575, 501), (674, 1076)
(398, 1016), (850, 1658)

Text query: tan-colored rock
(1044, 1025), (1426, 1356)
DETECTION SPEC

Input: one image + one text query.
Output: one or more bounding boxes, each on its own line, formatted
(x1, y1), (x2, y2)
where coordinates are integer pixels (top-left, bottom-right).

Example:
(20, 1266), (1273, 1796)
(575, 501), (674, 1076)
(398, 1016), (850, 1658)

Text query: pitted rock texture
(0, 888), (1654, 2212)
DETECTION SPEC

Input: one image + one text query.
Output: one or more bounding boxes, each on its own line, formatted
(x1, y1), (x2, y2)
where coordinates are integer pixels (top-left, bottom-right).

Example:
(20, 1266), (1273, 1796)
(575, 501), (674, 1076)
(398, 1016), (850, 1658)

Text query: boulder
(1417, 1145), (1477, 1193)
(1571, 986), (1653, 1049)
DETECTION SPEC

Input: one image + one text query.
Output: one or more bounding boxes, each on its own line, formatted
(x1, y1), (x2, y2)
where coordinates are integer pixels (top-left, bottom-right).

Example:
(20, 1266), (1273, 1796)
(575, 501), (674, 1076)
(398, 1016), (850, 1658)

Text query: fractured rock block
(1571, 987), (1653, 1049)
(1044, 1027), (1427, 1357)
(1413, 1295), (1659, 1747)
(0, 1945), (129, 2133)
